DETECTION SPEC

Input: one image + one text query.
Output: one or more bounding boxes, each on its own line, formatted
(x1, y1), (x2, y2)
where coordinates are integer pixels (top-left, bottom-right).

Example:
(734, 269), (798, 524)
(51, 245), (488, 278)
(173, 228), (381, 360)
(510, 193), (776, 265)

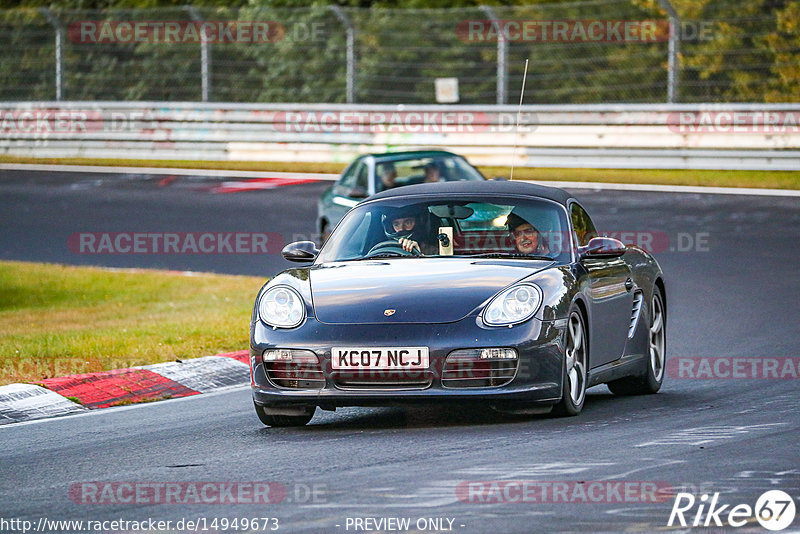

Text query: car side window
(570, 203), (597, 247)
(354, 162), (369, 190)
(339, 161), (362, 189)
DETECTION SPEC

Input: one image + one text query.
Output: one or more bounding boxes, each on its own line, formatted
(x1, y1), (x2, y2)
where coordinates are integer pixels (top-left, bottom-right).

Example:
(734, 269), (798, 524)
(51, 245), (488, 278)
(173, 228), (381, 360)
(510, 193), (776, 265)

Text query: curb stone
(0, 350), (250, 425)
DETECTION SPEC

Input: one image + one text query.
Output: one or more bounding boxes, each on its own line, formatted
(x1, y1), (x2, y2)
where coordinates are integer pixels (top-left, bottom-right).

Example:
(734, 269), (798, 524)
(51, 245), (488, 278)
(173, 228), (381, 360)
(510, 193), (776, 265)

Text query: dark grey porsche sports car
(250, 181), (666, 427)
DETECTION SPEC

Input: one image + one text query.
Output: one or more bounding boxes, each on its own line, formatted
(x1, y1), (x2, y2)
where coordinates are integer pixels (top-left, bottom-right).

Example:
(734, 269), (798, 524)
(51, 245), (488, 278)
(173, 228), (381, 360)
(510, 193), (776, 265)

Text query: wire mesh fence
(0, 0), (797, 104)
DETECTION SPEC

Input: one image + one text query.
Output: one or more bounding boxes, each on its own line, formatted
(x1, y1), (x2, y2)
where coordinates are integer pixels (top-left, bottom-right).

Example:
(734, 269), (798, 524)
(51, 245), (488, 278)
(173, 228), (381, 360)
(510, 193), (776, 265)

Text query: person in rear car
(422, 161), (443, 183)
(379, 162), (398, 190)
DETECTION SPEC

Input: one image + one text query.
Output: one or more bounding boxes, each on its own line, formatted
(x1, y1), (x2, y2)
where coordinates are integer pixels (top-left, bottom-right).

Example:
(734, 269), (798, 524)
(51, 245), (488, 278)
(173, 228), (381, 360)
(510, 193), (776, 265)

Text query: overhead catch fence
(0, 1), (797, 105)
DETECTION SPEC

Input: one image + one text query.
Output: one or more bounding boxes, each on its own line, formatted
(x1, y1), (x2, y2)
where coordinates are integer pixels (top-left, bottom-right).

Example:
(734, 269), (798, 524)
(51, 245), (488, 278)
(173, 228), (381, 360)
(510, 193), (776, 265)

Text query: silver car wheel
(566, 311), (587, 406)
(649, 292), (665, 382)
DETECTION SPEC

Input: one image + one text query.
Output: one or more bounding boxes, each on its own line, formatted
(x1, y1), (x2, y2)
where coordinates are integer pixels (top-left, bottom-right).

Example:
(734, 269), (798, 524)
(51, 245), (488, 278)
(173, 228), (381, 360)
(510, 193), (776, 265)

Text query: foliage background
(0, 0), (797, 103)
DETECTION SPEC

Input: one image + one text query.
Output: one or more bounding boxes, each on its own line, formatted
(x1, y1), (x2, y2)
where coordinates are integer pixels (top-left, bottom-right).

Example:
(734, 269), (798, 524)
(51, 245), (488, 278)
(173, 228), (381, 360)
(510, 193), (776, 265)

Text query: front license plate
(331, 347), (429, 370)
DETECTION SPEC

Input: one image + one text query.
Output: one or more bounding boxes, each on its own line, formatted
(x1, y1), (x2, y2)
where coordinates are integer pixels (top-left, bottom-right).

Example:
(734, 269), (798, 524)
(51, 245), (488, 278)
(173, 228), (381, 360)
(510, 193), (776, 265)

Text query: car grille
(442, 357), (518, 388)
(265, 361), (325, 389)
(332, 371), (433, 390)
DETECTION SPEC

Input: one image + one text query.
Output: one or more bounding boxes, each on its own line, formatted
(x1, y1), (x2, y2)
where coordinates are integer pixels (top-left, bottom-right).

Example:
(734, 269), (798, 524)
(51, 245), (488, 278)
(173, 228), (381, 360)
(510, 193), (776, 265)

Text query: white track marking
(3, 163), (799, 196)
(635, 423), (787, 447)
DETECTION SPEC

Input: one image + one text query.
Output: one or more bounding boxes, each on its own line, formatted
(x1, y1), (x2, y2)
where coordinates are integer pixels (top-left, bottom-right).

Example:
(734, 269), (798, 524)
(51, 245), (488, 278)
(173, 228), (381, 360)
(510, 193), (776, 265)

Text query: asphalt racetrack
(1, 169), (799, 533)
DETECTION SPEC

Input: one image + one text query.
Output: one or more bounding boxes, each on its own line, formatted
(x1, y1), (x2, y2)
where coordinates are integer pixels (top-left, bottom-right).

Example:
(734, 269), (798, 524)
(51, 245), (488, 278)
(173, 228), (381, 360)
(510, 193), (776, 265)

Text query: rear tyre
(552, 307), (588, 417)
(254, 402), (314, 427)
(607, 287), (666, 395)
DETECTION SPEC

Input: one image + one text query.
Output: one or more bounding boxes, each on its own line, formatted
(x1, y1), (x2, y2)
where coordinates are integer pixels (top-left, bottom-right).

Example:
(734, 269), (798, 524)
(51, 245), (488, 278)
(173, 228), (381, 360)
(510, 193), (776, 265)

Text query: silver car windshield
(317, 196), (571, 263)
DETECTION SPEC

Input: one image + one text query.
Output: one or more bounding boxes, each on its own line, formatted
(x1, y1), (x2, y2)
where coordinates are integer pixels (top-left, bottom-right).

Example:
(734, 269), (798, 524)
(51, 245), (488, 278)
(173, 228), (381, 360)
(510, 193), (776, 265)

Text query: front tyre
(553, 307), (588, 416)
(254, 402), (315, 427)
(608, 286), (666, 395)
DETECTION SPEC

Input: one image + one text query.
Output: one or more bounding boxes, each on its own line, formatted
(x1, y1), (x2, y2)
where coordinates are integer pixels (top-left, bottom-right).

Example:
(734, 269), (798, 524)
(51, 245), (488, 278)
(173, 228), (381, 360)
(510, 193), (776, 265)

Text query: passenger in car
(423, 161), (444, 182)
(506, 212), (550, 255)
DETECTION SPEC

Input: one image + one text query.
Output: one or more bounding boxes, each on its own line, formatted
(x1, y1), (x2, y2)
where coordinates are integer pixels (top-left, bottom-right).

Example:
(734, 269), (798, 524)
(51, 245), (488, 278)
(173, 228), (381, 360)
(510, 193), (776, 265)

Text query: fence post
(330, 6), (355, 104)
(184, 6), (211, 102)
(39, 8), (63, 101)
(657, 0), (680, 103)
(480, 5), (507, 105)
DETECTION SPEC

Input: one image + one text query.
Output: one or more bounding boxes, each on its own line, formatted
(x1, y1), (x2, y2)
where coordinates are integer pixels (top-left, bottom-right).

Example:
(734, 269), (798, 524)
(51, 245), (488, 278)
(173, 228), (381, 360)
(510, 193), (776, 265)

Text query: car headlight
(483, 284), (543, 326)
(258, 285), (305, 328)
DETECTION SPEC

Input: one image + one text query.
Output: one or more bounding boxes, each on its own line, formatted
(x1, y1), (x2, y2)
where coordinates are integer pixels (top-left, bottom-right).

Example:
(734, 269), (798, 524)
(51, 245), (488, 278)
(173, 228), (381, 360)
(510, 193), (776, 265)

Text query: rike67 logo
(668, 490), (796, 531)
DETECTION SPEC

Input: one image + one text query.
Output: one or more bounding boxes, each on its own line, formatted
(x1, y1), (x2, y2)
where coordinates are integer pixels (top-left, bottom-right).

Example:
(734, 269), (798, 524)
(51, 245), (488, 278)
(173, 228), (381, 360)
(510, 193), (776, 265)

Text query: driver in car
(382, 207), (436, 255)
(379, 162), (398, 190)
(506, 212), (549, 255)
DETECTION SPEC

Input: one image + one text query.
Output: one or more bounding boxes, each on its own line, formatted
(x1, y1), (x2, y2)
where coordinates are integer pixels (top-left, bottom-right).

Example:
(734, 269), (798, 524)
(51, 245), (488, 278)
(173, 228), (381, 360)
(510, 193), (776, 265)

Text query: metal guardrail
(1, 102), (799, 170)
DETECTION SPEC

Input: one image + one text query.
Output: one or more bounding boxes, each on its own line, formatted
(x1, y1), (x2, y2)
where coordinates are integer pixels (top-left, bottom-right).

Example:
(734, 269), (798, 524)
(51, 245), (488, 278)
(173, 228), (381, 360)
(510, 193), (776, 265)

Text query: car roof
(367, 180), (576, 206)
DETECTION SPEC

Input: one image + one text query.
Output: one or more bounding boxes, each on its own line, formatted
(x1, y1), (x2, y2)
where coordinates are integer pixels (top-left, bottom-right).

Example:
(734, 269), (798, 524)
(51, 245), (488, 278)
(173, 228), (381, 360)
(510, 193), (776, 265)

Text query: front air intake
(264, 350), (325, 389)
(442, 349), (518, 388)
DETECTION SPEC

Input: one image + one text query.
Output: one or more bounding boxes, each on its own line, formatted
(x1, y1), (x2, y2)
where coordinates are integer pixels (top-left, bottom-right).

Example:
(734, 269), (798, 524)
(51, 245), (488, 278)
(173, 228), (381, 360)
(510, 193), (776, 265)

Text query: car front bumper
(250, 315), (566, 410)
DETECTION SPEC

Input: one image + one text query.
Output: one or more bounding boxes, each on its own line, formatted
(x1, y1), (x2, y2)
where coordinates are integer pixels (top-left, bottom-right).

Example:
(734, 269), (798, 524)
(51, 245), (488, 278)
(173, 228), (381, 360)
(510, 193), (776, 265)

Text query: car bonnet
(309, 257), (553, 325)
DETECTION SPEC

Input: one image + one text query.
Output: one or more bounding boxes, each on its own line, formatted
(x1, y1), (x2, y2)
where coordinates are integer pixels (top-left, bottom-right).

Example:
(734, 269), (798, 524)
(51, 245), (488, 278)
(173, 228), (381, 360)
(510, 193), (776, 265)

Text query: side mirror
(580, 237), (626, 259)
(281, 241), (319, 263)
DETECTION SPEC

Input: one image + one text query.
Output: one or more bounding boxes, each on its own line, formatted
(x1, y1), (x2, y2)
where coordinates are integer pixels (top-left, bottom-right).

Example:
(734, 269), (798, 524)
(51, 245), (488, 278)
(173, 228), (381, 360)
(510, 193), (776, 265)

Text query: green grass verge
(1, 155), (798, 190)
(486, 166), (800, 190)
(0, 261), (265, 386)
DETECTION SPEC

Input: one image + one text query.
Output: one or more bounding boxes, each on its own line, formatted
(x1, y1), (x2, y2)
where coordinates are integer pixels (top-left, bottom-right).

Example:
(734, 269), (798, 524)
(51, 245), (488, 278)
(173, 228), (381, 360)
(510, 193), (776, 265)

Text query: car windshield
(317, 195), (572, 263)
(374, 155), (484, 193)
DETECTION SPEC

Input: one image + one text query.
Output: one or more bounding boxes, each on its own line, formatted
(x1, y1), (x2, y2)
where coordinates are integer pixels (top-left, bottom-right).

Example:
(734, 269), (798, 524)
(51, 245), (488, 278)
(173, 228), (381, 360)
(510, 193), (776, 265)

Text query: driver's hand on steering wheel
(398, 237), (421, 254)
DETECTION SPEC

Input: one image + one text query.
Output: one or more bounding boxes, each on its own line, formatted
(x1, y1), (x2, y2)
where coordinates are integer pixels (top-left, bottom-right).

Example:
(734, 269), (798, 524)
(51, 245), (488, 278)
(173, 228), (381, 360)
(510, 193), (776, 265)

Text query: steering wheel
(366, 240), (421, 257)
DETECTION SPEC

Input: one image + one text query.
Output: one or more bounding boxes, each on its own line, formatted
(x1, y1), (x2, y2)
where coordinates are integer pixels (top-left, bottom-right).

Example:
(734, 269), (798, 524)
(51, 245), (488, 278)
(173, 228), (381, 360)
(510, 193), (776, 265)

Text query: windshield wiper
(360, 253), (410, 260)
(466, 253), (554, 260)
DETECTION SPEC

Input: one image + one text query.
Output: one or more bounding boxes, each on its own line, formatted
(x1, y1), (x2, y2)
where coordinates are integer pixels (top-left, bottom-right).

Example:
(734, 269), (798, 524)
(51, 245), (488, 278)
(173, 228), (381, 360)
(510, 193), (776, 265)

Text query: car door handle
(625, 278), (634, 291)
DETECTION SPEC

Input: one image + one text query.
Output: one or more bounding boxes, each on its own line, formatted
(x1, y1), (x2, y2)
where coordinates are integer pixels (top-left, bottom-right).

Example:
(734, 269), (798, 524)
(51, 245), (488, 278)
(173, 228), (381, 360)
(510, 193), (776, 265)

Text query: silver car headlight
(483, 284), (543, 326)
(258, 285), (305, 328)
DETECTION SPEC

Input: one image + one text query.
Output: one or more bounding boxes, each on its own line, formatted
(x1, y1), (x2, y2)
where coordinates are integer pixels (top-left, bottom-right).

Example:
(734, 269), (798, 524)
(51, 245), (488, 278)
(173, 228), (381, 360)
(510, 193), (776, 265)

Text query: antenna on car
(509, 59), (529, 181)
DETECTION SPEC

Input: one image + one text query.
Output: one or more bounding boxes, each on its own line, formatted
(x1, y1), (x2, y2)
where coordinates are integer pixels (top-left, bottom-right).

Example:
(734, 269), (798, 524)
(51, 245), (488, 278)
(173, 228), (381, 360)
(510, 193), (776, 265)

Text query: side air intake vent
(628, 290), (644, 338)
